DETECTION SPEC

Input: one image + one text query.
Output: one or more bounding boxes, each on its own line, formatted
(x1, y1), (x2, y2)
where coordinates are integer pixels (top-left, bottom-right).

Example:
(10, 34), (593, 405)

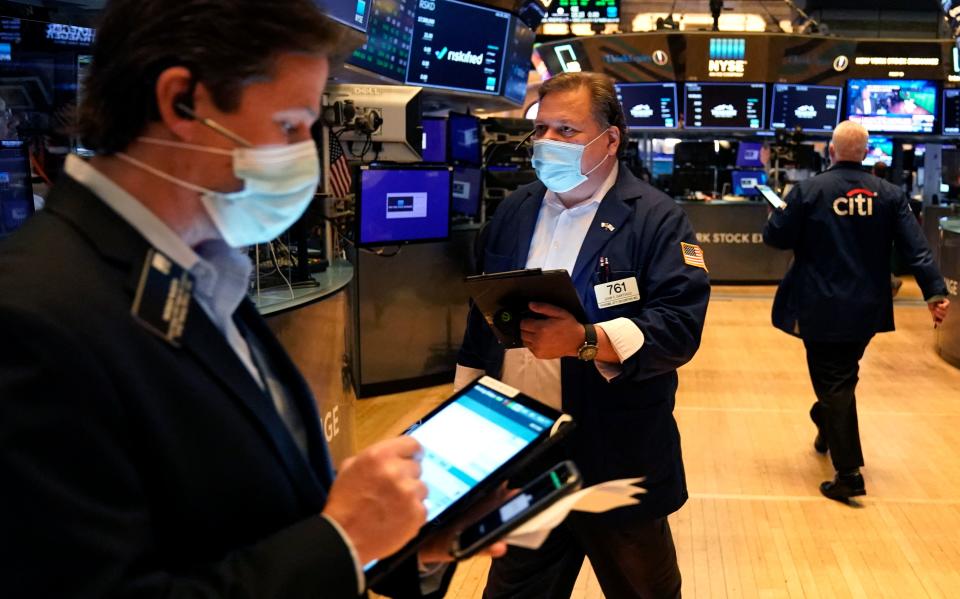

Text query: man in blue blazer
(457, 72), (711, 598)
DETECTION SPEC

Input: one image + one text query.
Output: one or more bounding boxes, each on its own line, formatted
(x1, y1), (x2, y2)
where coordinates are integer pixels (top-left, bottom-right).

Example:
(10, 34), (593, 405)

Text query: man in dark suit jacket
(0, 1), (487, 596)
(456, 72), (710, 598)
(764, 120), (950, 503)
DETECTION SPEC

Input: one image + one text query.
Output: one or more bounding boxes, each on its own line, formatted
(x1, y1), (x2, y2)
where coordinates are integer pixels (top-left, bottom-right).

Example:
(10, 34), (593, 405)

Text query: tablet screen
(755, 184), (786, 209)
(408, 378), (556, 520)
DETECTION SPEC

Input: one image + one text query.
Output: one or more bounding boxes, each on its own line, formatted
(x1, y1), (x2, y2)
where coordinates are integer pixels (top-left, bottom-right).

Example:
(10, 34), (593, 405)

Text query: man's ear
(155, 66), (197, 140)
(607, 126), (621, 156)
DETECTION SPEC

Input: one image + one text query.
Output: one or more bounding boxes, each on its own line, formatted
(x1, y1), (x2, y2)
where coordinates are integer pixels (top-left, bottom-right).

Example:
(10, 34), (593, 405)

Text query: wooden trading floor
(360, 279), (960, 599)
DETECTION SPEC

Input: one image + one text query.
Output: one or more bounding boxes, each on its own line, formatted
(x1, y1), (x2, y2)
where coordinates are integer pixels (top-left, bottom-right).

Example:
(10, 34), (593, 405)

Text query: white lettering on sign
(708, 59), (747, 78)
(833, 195), (874, 216)
(695, 232), (763, 244)
(323, 406), (341, 443)
(854, 56), (940, 67)
(46, 23), (94, 45)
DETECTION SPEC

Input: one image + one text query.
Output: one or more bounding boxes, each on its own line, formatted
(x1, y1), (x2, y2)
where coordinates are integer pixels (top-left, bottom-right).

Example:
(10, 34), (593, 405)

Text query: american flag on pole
(681, 242), (708, 272)
(328, 136), (352, 198)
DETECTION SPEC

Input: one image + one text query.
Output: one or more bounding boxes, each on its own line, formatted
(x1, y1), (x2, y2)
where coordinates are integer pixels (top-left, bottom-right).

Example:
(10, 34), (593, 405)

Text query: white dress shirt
(455, 163), (646, 409)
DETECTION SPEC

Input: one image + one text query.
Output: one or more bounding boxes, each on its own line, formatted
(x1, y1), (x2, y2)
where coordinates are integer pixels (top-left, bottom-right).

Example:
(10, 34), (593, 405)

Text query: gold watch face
(579, 345), (599, 361)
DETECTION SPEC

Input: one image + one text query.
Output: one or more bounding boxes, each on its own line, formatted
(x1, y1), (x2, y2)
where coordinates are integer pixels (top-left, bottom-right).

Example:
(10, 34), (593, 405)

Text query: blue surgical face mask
(531, 130), (610, 194)
(119, 121), (320, 248)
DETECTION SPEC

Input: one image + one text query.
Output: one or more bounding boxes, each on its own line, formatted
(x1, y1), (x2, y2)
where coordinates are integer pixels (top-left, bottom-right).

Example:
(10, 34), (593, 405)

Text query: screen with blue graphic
(863, 136), (894, 167)
(452, 166), (483, 216)
(449, 113), (482, 165)
(847, 79), (937, 134)
(943, 88), (960, 135)
(348, 0), (416, 81)
(543, 0), (619, 24)
(732, 170), (767, 196)
(406, 381), (555, 521)
(406, 0), (511, 96)
(422, 117), (447, 162)
(502, 16), (535, 105)
(709, 38), (745, 60)
(358, 166), (451, 246)
(616, 83), (678, 129)
(770, 84), (842, 131)
(319, 0), (370, 32)
(684, 83), (766, 130)
(0, 141), (34, 236)
(736, 142), (763, 168)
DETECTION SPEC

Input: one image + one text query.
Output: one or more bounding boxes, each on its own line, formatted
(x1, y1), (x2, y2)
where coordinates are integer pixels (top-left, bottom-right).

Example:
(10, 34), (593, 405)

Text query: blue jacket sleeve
(763, 185), (804, 250)
(891, 190), (948, 300)
(615, 207), (711, 382)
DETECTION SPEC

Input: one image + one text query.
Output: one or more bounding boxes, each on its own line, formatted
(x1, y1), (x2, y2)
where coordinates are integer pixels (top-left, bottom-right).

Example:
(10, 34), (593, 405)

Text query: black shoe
(820, 472), (866, 503)
(814, 433), (828, 454)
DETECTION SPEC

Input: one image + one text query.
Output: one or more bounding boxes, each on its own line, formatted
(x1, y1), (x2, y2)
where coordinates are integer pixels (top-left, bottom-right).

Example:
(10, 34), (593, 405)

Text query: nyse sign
(696, 232), (764, 244)
(708, 59), (747, 78)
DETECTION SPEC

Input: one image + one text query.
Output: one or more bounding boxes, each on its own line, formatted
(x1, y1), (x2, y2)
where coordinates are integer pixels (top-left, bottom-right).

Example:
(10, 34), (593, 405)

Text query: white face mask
(118, 124), (320, 248)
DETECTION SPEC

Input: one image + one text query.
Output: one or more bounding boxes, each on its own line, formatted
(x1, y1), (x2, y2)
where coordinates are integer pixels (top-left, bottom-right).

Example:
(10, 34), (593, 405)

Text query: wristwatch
(577, 324), (599, 361)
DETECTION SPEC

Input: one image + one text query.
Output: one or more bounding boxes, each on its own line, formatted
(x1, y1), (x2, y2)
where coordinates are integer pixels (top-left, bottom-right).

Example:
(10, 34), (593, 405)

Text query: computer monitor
(347, 0), (416, 82)
(673, 142), (718, 168)
(736, 142), (763, 168)
(543, 0), (620, 24)
(770, 84), (842, 132)
(452, 166), (483, 217)
(943, 88), (960, 135)
(846, 79), (938, 134)
(502, 15), (536, 105)
(731, 170), (767, 197)
(616, 83), (679, 130)
(356, 165), (452, 247)
(684, 83), (766, 131)
(448, 112), (482, 166)
(422, 117), (447, 162)
(862, 136), (894, 167)
(319, 0), (370, 32)
(405, 0), (512, 96)
(0, 140), (34, 235)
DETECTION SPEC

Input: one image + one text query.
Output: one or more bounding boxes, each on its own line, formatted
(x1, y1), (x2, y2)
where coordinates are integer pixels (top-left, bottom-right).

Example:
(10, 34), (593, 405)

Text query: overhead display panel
(405, 0), (511, 96)
(542, 0), (619, 24)
(943, 88), (960, 135)
(846, 79), (938, 134)
(501, 15), (536, 105)
(348, 0), (417, 82)
(683, 82), (766, 131)
(770, 84), (842, 132)
(615, 82), (678, 129)
(320, 0), (370, 32)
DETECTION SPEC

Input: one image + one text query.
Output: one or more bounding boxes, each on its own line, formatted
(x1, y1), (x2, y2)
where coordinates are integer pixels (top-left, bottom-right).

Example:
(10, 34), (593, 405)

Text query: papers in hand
(504, 478), (646, 550)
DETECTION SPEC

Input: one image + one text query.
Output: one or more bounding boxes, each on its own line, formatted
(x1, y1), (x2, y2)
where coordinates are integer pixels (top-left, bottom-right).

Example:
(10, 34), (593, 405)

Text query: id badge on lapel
(131, 249), (194, 347)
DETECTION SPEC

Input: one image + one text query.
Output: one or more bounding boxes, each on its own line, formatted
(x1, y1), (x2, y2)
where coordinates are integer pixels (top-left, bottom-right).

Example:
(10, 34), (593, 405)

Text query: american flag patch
(681, 242), (707, 271)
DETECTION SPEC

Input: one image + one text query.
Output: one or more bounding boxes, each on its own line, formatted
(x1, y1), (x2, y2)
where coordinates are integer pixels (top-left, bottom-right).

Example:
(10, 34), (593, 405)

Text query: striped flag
(681, 242), (708, 272)
(328, 136), (352, 198)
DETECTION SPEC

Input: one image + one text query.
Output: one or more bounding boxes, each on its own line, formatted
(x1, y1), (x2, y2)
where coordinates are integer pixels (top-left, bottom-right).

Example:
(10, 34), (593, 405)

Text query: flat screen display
(348, 0), (416, 81)
(358, 166), (451, 246)
(406, 0), (511, 96)
(943, 88), (960, 135)
(770, 84), (842, 131)
(543, 0), (619, 24)
(452, 166), (483, 216)
(684, 83), (766, 131)
(846, 79), (937, 134)
(501, 16), (535, 105)
(319, 0), (370, 32)
(862, 136), (894, 167)
(0, 140), (34, 235)
(736, 142), (763, 168)
(731, 170), (767, 196)
(616, 83), (678, 129)
(422, 117), (447, 162)
(449, 113), (482, 165)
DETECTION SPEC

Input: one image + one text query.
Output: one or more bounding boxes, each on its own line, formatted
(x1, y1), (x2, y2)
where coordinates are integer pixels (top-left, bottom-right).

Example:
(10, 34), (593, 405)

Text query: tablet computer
(465, 269), (588, 349)
(755, 184), (787, 210)
(365, 376), (573, 585)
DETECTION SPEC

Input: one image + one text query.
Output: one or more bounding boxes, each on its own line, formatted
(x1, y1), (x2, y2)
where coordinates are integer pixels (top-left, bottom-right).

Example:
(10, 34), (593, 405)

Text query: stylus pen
(599, 257), (611, 284)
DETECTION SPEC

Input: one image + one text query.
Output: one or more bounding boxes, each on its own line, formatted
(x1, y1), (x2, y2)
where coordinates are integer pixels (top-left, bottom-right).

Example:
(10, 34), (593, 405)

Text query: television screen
(736, 142), (763, 168)
(406, 0), (512, 96)
(448, 112), (482, 165)
(421, 117), (447, 162)
(357, 166), (452, 247)
(943, 88), (960, 135)
(731, 170), (767, 196)
(770, 84), (842, 132)
(684, 83), (766, 130)
(846, 79), (937, 134)
(319, 0), (370, 32)
(616, 83), (679, 129)
(0, 140), (34, 235)
(452, 166), (483, 216)
(542, 0), (619, 24)
(863, 136), (894, 167)
(501, 16), (535, 105)
(348, 0), (416, 81)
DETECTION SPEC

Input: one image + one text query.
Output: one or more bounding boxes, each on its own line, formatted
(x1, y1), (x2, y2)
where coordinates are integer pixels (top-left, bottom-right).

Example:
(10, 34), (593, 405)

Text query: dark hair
(78, 0), (341, 154)
(537, 72), (627, 158)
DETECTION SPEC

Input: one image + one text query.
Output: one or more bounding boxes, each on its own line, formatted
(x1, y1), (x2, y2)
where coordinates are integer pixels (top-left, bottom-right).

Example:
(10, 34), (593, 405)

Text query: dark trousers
(804, 338), (870, 472)
(483, 513), (681, 599)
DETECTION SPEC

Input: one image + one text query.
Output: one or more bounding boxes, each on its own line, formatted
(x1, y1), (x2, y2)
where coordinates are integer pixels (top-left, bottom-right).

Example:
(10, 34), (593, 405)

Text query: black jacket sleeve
(0, 307), (361, 599)
(890, 190), (949, 300)
(763, 185), (804, 250)
(615, 206), (711, 382)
